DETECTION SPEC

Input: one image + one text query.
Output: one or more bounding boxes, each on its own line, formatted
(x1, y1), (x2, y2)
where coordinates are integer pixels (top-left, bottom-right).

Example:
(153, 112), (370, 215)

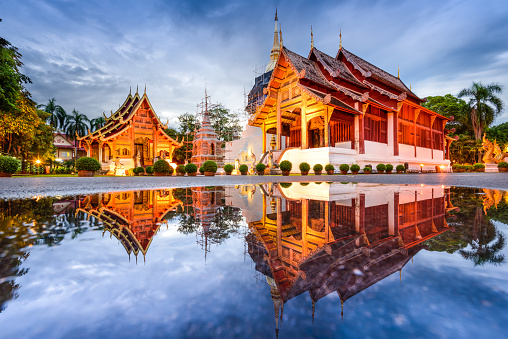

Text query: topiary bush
(313, 164), (323, 172)
(350, 164), (360, 172)
(185, 163), (198, 173)
(224, 164), (234, 173)
(279, 160), (292, 172)
(325, 164), (334, 171)
(202, 160), (218, 173)
(256, 163), (266, 172)
(386, 164), (393, 172)
(134, 166), (145, 175)
(0, 155), (19, 174)
(145, 166), (154, 175)
(239, 164), (248, 173)
(153, 159), (170, 173)
(363, 166), (372, 172)
(176, 164), (186, 174)
(498, 161), (508, 168)
(376, 164), (386, 172)
(339, 164), (349, 172)
(76, 157), (101, 172)
(396, 164), (405, 172)
(473, 163), (485, 170)
(199, 166), (204, 174)
(299, 162), (310, 172)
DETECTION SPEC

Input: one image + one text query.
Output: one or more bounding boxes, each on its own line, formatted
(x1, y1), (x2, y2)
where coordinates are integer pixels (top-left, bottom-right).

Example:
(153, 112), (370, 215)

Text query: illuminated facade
(78, 89), (182, 172)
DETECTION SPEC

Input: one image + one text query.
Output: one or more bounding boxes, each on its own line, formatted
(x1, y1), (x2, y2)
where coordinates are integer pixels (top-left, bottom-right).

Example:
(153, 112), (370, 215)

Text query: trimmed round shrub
(145, 166), (154, 174)
(224, 164), (234, 173)
(279, 182), (292, 188)
(279, 160), (292, 172)
(396, 165), (405, 172)
(376, 164), (386, 172)
(325, 164), (335, 171)
(256, 163), (266, 172)
(498, 161), (508, 168)
(185, 163), (198, 173)
(134, 166), (145, 174)
(0, 156), (19, 174)
(313, 164), (323, 172)
(339, 164), (349, 172)
(350, 164), (360, 172)
(153, 159), (170, 173)
(199, 166), (205, 174)
(202, 160), (218, 173)
(76, 157), (101, 172)
(299, 162), (310, 172)
(239, 164), (248, 173)
(176, 164), (186, 174)
(363, 166), (372, 172)
(386, 164), (393, 172)
(473, 163), (485, 170)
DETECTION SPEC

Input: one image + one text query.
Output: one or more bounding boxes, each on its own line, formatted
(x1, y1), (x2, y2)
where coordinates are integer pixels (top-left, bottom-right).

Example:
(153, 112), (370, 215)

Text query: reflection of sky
(1, 218), (508, 337)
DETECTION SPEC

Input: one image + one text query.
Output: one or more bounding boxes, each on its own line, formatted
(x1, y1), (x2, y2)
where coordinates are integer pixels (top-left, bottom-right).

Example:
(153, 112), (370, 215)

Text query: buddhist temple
(235, 183), (454, 333)
(246, 13), (455, 172)
(78, 89), (182, 173)
(77, 189), (182, 261)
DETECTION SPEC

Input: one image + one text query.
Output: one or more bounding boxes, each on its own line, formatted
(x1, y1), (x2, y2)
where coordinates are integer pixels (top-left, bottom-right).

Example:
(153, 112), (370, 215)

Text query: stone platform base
(485, 163), (499, 173)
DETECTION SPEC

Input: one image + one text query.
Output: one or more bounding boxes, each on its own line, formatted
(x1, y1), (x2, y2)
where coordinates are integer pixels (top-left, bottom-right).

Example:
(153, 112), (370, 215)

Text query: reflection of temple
(244, 183), (454, 334)
(78, 190), (182, 261)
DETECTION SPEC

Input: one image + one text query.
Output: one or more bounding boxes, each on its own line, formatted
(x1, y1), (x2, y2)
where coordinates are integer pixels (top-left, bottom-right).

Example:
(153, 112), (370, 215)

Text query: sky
(2, 0), (508, 128)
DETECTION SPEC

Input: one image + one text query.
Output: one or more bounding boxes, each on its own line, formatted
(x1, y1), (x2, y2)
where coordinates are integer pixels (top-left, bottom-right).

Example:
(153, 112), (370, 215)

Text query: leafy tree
(458, 82), (504, 141)
(37, 98), (67, 130)
(208, 104), (243, 142)
(485, 122), (508, 151)
(64, 109), (90, 168)
(90, 116), (106, 131)
(422, 94), (470, 135)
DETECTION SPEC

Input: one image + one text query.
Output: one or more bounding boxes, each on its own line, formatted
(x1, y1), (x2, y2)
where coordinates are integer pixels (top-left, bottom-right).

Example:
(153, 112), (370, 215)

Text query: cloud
(1, 0), (508, 126)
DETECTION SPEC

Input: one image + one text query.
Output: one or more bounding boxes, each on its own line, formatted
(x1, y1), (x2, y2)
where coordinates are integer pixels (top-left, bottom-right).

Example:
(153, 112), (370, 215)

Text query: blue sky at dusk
(2, 0), (508, 127)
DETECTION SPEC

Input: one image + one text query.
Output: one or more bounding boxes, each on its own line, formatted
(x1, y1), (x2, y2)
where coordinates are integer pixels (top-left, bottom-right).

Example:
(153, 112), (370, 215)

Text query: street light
(420, 164), (424, 173)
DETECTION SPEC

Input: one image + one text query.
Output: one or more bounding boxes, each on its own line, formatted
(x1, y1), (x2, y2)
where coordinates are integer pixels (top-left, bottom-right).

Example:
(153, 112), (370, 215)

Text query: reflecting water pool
(1, 183), (507, 338)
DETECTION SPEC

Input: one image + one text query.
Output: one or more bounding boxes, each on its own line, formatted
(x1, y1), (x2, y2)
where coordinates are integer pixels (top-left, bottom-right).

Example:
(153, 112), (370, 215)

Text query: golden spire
(339, 29), (342, 49)
(266, 9), (280, 72)
(311, 25), (314, 49)
(397, 66), (400, 78)
(410, 83), (412, 91)
(144, 83), (146, 94)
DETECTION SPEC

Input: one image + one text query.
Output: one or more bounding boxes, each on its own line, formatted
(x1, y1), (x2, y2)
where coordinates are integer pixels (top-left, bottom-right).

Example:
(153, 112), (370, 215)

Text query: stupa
(190, 91), (224, 167)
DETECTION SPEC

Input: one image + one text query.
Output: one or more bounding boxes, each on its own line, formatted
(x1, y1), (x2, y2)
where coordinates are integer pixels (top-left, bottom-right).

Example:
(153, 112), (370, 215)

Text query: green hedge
(75, 157), (101, 172)
(202, 160), (218, 173)
(153, 159), (171, 173)
(299, 162), (310, 172)
(279, 160), (292, 171)
(498, 161), (508, 168)
(185, 163), (198, 173)
(224, 164), (234, 173)
(473, 163), (485, 170)
(239, 164), (248, 173)
(0, 156), (19, 174)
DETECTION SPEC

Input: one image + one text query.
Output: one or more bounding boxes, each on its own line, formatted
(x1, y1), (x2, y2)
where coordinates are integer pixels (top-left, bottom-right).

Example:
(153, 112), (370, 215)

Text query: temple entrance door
(135, 144), (144, 166)
(308, 117), (325, 148)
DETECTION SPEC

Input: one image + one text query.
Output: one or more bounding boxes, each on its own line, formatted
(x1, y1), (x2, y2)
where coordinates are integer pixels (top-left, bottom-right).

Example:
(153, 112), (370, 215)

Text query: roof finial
(398, 65), (400, 78)
(311, 25), (314, 50)
(144, 83), (146, 94)
(136, 84), (138, 94)
(275, 8), (278, 22)
(129, 86), (131, 95)
(339, 29), (342, 49)
(410, 83), (412, 91)
(279, 24), (283, 48)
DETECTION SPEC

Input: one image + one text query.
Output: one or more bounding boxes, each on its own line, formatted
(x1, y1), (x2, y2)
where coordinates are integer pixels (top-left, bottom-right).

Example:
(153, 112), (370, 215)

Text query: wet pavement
(1, 172), (507, 199)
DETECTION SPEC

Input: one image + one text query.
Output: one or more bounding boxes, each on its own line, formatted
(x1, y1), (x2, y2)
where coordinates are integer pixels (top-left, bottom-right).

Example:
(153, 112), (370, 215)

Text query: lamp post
(35, 159), (41, 175)
(420, 164), (424, 173)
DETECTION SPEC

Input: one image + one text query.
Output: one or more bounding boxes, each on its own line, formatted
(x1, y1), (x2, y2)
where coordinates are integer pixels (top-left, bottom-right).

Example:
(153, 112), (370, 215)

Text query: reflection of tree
(425, 188), (506, 266)
(0, 197), (89, 312)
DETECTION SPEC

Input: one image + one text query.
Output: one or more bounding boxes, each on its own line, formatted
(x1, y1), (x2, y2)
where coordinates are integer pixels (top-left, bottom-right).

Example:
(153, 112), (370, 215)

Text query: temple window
(364, 106), (387, 143)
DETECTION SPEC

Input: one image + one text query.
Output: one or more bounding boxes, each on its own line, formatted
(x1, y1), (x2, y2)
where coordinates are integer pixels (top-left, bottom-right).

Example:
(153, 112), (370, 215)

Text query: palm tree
(458, 82), (504, 141)
(37, 98), (67, 130)
(90, 116), (106, 131)
(64, 109), (90, 169)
